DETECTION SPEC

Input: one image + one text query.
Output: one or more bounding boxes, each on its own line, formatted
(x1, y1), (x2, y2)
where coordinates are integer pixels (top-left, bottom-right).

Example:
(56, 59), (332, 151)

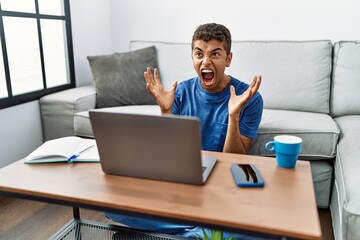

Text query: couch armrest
(40, 85), (96, 141)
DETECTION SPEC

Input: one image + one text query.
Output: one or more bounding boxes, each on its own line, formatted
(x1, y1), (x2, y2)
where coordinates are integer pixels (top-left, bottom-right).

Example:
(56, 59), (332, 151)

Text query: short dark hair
(191, 23), (232, 55)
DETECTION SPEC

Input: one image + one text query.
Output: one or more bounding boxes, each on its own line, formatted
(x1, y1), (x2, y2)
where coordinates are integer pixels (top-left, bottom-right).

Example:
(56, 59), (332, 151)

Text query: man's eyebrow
(193, 47), (223, 52)
(211, 48), (223, 52)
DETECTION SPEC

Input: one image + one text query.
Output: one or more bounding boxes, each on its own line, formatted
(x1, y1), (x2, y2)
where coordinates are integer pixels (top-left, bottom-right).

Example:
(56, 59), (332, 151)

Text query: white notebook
(24, 136), (99, 164)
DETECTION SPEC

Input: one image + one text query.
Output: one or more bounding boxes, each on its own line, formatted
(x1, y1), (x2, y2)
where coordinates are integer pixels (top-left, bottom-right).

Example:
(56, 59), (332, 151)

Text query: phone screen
(230, 164), (265, 187)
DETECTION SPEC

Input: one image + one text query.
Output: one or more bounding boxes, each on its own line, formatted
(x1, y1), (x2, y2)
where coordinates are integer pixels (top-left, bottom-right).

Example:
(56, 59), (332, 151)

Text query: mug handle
(265, 141), (276, 152)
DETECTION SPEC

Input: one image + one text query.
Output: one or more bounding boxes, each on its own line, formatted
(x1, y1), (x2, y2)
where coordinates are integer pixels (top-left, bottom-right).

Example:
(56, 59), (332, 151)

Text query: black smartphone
(230, 164), (265, 188)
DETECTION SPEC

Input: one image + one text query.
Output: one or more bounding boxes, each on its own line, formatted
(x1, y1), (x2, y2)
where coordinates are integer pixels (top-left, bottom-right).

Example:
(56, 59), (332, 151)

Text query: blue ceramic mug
(265, 135), (302, 168)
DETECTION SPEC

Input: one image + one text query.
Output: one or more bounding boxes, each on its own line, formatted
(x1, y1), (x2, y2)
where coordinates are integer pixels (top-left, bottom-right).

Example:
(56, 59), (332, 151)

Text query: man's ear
(226, 52), (233, 67)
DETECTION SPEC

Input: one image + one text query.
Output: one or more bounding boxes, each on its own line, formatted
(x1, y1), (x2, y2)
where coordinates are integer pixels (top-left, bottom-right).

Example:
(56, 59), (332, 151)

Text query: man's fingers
(254, 75), (261, 91)
(146, 82), (153, 94)
(229, 85), (236, 96)
(171, 81), (178, 92)
(154, 68), (161, 85)
(144, 67), (152, 83)
(144, 71), (151, 84)
(247, 75), (261, 97)
(145, 67), (162, 86)
(145, 67), (156, 84)
(250, 75), (261, 88)
(249, 75), (257, 88)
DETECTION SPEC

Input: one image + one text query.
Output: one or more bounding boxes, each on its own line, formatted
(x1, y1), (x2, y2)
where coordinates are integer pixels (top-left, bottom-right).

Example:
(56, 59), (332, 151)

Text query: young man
(106, 23), (263, 239)
(145, 23), (263, 155)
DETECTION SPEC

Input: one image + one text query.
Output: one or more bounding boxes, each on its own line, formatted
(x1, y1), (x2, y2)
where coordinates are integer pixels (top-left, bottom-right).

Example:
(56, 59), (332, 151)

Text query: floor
(0, 197), (334, 240)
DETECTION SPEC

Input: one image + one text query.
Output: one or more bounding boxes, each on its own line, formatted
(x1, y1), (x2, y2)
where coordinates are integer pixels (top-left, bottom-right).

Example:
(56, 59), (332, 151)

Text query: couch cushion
(331, 41), (360, 117)
(74, 105), (161, 138)
(310, 160), (333, 208)
(130, 41), (194, 91)
(40, 85), (97, 140)
(250, 109), (339, 159)
(332, 115), (360, 240)
(334, 115), (360, 206)
(76, 106), (340, 159)
(88, 46), (157, 108)
(227, 40), (332, 113)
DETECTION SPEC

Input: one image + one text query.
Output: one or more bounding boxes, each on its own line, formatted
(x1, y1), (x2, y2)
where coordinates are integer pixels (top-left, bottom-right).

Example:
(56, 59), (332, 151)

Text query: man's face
(192, 39), (232, 92)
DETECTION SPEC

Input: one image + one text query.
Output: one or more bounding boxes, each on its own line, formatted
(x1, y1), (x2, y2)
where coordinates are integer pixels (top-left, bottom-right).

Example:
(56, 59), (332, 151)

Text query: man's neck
(219, 74), (231, 91)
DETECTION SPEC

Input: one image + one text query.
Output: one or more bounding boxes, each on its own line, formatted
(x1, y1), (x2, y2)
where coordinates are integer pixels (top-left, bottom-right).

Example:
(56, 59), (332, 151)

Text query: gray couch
(39, 40), (360, 240)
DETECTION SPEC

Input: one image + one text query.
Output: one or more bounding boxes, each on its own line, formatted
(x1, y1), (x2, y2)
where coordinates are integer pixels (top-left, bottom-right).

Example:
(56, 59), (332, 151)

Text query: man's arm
(223, 115), (253, 154)
(223, 75), (262, 154)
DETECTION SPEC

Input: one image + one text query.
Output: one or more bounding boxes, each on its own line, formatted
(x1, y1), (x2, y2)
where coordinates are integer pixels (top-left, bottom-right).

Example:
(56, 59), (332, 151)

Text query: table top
(0, 151), (321, 239)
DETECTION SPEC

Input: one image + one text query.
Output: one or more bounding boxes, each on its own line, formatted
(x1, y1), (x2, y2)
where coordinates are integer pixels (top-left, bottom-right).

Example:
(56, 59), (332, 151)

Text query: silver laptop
(89, 111), (217, 185)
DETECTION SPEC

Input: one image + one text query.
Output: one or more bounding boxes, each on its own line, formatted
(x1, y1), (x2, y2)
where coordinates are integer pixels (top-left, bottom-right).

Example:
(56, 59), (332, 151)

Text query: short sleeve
(239, 92), (263, 139)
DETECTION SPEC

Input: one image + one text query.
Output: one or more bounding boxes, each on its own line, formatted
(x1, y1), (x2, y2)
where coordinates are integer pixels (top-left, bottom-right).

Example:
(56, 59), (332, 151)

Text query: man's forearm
(223, 115), (250, 154)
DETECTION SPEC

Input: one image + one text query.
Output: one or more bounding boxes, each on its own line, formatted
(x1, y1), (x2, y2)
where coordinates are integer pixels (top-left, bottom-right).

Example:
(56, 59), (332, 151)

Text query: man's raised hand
(144, 67), (177, 114)
(228, 75), (262, 118)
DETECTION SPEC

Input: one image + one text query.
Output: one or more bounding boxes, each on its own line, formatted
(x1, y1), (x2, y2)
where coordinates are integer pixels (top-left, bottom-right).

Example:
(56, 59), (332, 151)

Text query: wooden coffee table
(0, 151), (321, 239)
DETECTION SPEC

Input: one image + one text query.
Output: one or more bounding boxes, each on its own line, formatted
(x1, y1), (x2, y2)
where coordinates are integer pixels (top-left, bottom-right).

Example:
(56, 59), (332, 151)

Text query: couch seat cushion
(250, 109), (340, 159)
(77, 106), (339, 160)
(332, 115), (360, 240)
(334, 115), (360, 208)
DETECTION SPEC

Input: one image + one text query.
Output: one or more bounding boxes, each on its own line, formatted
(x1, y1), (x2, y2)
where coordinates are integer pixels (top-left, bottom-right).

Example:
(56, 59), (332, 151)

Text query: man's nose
(202, 55), (211, 65)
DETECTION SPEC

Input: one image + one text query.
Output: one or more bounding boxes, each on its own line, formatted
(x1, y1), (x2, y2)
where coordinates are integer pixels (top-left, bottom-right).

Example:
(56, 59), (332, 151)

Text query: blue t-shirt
(172, 76), (263, 152)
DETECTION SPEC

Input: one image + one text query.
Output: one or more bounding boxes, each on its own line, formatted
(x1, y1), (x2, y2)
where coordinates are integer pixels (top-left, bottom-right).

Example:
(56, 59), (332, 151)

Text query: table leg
(73, 206), (80, 219)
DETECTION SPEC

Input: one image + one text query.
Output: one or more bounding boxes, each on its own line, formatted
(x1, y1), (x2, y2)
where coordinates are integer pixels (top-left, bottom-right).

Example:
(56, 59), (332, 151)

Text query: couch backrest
(130, 40), (332, 113)
(331, 41), (360, 117)
(227, 41), (332, 113)
(130, 41), (193, 91)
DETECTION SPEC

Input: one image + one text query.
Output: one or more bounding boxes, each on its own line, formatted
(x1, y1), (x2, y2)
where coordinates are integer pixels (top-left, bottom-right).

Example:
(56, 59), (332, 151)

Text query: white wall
(0, 101), (43, 168)
(74, 0), (360, 85)
(71, 0), (113, 86)
(110, 0), (360, 53)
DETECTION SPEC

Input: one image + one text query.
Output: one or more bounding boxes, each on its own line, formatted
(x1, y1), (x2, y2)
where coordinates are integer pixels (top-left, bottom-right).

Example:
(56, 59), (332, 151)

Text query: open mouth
(201, 69), (214, 85)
